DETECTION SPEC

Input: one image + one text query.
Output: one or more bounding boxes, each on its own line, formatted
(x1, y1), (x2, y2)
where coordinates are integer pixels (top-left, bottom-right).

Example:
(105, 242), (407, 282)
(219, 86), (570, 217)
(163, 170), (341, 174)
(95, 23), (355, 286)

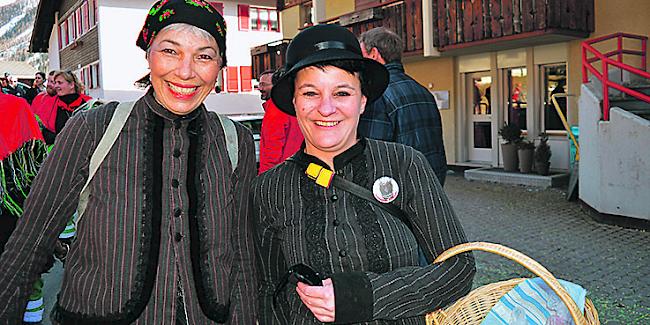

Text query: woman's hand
(296, 278), (335, 322)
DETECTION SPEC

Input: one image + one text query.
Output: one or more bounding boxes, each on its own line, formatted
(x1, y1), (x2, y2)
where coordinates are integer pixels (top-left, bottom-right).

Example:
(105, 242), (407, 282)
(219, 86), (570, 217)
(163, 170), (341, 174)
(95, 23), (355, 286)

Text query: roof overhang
(29, 0), (59, 53)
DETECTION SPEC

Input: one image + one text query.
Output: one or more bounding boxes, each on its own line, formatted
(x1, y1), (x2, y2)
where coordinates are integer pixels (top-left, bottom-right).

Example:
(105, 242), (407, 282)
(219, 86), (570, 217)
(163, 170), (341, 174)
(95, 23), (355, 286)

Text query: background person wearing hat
(0, 1), (258, 323)
(252, 24), (475, 324)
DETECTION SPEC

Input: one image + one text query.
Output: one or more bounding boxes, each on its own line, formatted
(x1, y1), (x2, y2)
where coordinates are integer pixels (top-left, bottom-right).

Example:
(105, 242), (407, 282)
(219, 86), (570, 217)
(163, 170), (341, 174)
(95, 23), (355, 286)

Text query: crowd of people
(0, 0), (471, 324)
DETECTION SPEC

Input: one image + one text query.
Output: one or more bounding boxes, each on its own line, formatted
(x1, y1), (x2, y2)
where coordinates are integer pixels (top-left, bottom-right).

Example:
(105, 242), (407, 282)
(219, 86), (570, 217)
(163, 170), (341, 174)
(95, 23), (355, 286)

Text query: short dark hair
(286, 59), (370, 98)
(358, 27), (403, 63)
(258, 69), (274, 80)
(271, 67), (285, 85)
(36, 72), (46, 79)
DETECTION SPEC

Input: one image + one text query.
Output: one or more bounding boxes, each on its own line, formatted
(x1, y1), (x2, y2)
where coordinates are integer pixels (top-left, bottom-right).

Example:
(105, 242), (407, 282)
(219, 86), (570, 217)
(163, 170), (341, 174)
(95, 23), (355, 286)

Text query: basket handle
(434, 242), (587, 325)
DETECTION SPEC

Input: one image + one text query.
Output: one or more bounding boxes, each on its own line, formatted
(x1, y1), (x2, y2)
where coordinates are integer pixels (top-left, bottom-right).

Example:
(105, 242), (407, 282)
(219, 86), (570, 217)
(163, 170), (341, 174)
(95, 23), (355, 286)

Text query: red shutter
(238, 4), (249, 31)
(58, 23), (63, 49)
(227, 66), (239, 92)
(208, 2), (224, 15)
(240, 66), (252, 92)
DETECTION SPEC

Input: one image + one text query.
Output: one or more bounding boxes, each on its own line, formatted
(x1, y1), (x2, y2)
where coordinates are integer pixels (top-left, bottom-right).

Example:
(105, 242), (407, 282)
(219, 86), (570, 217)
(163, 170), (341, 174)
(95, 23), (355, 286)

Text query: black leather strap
(287, 158), (414, 234)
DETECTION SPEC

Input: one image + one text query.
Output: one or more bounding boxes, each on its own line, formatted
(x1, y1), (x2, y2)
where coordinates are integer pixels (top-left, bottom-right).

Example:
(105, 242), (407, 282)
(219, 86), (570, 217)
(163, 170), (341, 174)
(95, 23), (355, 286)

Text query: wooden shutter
(227, 66), (239, 92)
(208, 2), (224, 15)
(238, 4), (249, 31)
(240, 66), (252, 92)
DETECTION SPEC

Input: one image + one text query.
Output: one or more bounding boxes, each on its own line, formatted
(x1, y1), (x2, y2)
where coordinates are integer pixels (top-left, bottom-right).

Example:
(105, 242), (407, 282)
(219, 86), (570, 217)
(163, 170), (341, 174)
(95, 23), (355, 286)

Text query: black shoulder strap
(331, 176), (414, 232)
(286, 158), (414, 233)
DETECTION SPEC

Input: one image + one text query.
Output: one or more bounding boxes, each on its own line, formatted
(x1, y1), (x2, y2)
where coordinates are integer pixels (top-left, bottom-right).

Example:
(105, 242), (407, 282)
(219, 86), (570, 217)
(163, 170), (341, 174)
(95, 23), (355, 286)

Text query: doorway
(467, 72), (493, 162)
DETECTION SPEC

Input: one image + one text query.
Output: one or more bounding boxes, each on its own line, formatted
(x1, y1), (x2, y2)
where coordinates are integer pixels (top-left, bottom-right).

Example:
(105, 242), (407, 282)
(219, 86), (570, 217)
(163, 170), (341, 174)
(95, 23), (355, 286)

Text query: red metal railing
(582, 32), (650, 121)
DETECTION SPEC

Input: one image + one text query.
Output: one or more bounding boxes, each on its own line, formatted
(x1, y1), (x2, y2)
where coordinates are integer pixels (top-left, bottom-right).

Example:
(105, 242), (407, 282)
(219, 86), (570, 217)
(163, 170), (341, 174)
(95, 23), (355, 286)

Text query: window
(506, 67), (528, 131)
(542, 64), (567, 132)
(58, 0), (98, 50)
(240, 66), (252, 92)
(299, 2), (313, 28)
(226, 66), (239, 92)
(239, 5), (280, 32)
(78, 62), (100, 91)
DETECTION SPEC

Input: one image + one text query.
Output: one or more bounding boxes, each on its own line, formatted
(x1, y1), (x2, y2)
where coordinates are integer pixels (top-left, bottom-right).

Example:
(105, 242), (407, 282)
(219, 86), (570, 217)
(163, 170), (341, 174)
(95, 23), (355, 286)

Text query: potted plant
(498, 123), (522, 172)
(534, 133), (552, 175)
(517, 139), (535, 173)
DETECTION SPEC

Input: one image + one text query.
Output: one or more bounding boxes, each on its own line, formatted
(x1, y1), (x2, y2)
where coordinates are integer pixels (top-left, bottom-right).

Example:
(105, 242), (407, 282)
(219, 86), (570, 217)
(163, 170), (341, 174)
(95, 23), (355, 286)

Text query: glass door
(467, 72), (493, 162)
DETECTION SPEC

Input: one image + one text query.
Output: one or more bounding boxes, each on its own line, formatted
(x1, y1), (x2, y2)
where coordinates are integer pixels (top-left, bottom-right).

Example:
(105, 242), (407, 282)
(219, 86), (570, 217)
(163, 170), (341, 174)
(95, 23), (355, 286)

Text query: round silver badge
(372, 176), (399, 203)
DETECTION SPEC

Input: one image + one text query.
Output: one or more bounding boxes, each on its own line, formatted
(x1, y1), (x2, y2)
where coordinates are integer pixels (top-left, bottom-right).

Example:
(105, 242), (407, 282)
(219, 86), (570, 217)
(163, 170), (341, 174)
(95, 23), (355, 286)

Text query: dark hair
(36, 72), (46, 79)
(358, 27), (403, 63)
(259, 69), (275, 79)
(286, 59), (370, 98)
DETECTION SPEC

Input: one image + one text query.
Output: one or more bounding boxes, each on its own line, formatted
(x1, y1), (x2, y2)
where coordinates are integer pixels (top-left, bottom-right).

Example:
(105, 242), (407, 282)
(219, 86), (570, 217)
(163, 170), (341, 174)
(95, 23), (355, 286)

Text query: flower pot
(535, 161), (550, 176)
(501, 143), (519, 172)
(518, 148), (534, 173)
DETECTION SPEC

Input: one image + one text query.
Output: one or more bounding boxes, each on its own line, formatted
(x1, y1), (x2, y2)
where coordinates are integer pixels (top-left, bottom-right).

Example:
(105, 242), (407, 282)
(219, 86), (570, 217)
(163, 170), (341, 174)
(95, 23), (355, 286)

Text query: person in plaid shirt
(358, 27), (448, 186)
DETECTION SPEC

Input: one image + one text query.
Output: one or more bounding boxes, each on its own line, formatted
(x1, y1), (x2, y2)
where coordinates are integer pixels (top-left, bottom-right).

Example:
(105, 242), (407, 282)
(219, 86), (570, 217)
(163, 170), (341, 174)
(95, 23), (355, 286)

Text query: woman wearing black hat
(0, 1), (258, 324)
(253, 24), (475, 324)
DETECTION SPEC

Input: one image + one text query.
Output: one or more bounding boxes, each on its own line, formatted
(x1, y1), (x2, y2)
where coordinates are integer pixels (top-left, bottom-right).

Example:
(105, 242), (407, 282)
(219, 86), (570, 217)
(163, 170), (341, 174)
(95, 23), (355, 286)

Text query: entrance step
(464, 167), (569, 189)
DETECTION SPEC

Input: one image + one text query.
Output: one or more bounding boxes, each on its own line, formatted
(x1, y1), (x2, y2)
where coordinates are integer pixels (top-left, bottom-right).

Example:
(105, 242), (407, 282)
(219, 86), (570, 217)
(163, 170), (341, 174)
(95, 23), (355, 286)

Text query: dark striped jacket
(0, 91), (258, 324)
(253, 139), (475, 325)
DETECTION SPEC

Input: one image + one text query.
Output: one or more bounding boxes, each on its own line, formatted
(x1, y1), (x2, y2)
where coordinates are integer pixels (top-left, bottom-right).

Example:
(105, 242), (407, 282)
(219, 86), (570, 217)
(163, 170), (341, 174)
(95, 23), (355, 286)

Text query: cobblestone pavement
(445, 172), (650, 324)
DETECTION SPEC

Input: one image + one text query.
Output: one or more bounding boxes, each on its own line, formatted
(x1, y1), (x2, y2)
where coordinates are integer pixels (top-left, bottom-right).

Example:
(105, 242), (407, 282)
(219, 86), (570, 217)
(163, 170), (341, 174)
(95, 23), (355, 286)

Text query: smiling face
(293, 66), (367, 166)
(147, 26), (221, 115)
(54, 75), (76, 96)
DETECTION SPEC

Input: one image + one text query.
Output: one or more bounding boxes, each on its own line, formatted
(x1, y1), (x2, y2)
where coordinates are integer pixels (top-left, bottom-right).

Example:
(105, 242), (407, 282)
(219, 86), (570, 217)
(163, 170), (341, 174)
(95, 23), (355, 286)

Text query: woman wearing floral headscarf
(0, 1), (257, 324)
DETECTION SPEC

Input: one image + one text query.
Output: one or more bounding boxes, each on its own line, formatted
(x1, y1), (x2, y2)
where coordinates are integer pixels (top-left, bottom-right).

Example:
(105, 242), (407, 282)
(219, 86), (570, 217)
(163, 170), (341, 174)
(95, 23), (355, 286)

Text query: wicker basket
(425, 242), (600, 325)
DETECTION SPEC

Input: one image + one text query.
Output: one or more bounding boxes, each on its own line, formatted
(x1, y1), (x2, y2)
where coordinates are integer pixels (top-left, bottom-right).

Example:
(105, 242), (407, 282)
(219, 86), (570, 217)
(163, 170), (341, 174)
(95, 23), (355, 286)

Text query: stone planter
(501, 143), (519, 172)
(518, 148), (534, 173)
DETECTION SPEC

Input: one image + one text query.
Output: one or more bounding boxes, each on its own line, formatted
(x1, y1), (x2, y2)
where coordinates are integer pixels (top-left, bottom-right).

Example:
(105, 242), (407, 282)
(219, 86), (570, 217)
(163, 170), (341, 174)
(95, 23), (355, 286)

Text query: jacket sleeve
(330, 148), (475, 323)
(228, 125), (259, 324)
(252, 176), (292, 324)
(0, 113), (94, 322)
(259, 109), (289, 174)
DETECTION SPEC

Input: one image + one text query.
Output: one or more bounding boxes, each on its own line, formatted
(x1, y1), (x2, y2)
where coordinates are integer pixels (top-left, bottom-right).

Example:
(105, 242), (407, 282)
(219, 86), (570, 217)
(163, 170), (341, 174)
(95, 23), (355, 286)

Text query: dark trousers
(0, 214), (19, 256)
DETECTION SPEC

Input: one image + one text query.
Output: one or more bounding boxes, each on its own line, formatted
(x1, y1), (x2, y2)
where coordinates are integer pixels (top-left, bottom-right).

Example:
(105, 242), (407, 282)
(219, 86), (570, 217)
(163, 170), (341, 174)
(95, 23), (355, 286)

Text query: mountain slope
(0, 0), (47, 72)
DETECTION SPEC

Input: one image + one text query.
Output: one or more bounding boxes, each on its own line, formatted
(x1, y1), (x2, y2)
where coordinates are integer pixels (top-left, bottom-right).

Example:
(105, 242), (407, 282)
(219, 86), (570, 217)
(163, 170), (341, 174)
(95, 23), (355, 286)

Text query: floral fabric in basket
(481, 277), (586, 325)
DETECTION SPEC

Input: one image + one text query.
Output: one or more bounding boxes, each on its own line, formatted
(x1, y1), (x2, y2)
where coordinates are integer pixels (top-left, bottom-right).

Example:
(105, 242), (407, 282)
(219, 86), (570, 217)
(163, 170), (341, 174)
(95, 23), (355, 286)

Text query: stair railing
(582, 32), (650, 121)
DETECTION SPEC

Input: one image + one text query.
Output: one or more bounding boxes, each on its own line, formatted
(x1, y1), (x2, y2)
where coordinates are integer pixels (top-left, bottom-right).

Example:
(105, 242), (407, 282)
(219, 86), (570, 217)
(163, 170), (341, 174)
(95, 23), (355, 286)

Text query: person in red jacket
(31, 71), (59, 133)
(258, 69), (304, 174)
(41, 70), (91, 145)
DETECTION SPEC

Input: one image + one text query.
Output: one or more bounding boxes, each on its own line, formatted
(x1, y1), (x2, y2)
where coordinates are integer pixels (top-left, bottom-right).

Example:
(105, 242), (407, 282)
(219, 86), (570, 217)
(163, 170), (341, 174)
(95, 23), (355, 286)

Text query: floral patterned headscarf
(136, 0), (227, 67)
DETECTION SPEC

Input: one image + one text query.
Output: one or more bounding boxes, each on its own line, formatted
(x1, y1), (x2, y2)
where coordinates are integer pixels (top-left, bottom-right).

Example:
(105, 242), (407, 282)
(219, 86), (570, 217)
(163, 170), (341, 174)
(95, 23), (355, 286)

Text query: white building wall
(579, 83), (650, 220)
(47, 16), (61, 71)
(95, 0), (281, 114)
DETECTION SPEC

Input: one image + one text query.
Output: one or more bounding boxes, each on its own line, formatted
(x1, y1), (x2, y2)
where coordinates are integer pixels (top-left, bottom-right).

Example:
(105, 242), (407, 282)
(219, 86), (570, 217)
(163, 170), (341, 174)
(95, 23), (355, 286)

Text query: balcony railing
(251, 39), (291, 79)
(435, 0), (594, 51)
(324, 0), (424, 57)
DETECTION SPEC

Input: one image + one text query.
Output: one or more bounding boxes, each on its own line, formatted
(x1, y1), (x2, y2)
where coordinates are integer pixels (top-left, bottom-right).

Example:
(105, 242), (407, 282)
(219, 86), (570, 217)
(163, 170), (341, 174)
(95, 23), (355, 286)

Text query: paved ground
(40, 172), (649, 324)
(445, 172), (650, 324)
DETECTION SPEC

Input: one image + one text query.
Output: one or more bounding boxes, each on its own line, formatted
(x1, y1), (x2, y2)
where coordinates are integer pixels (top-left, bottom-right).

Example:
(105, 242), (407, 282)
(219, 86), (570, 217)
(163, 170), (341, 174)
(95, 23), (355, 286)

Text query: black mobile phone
(290, 263), (322, 286)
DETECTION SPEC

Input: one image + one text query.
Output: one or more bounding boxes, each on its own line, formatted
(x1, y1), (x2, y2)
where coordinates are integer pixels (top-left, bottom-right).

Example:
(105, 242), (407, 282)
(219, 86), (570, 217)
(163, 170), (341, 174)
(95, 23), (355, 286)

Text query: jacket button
(173, 120), (182, 129)
(175, 233), (183, 242)
(173, 149), (181, 157)
(174, 208), (182, 217)
(330, 194), (338, 202)
(172, 179), (179, 188)
(339, 250), (347, 257)
(333, 219), (340, 227)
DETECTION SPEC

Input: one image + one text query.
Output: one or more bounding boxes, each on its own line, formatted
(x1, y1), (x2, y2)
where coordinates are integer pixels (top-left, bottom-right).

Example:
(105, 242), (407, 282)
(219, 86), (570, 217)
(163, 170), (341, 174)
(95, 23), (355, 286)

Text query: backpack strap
(76, 101), (135, 223)
(216, 114), (238, 172)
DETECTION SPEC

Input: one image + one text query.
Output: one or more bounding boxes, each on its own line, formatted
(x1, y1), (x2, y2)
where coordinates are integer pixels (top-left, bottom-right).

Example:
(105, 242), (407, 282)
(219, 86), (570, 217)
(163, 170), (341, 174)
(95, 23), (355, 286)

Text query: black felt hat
(271, 24), (388, 116)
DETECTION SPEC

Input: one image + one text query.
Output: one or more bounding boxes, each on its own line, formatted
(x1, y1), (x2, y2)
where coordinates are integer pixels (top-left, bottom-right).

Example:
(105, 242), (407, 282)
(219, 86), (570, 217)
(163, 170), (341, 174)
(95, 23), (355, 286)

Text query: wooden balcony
(251, 39), (291, 79)
(435, 0), (594, 53)
(325, 0), (424, 57)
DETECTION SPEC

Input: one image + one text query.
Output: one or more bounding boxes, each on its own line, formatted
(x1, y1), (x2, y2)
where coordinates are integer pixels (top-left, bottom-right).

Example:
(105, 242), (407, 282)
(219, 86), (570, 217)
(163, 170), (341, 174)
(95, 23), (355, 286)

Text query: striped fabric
(482, 278), (586, 325)
(57, 214), (76, 239)
(0, 91), (258, 324)
(253, 139), (475, 324)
